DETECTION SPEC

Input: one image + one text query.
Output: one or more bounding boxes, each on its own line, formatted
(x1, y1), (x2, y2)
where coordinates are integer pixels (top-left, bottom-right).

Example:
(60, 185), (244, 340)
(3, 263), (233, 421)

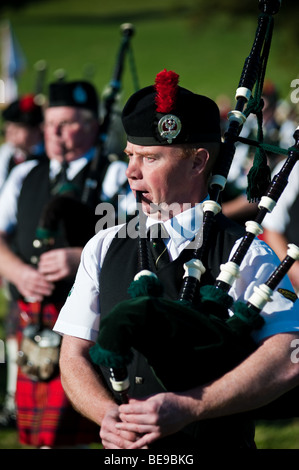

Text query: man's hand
(16, 264), (54, 301)
(38, 247), (82, 282)
(115, 393), (194, 449)
(100, 405), (148, 449)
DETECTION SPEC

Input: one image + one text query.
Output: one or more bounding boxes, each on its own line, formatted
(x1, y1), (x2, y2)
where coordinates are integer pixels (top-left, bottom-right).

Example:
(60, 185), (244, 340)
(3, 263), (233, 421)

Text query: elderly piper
(0, 79), (132, 448)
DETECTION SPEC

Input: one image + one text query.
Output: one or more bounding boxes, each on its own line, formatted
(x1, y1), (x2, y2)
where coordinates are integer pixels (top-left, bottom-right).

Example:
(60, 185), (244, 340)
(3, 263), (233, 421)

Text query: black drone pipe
(34, 59), (47, 97)
(100, 23), (136, 144)
(81, 23), (137, 209)
(215, 127), (299, 294)
(179, 0), (281, 304)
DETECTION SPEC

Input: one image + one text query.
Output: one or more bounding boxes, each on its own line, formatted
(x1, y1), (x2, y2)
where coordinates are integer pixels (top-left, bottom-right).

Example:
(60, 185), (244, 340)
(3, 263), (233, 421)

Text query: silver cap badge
(158, 114), (181, 144)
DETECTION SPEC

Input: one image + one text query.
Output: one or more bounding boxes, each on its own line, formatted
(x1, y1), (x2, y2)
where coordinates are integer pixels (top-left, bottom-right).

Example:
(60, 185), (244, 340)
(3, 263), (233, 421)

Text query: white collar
(49, 147), (96, 180)
(146, 202), (205, 250)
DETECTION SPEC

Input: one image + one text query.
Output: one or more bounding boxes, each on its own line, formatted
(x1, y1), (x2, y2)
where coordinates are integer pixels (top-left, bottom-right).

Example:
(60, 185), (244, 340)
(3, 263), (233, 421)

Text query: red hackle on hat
(19, 94), (37, 113)
(154, 69), (179, 113)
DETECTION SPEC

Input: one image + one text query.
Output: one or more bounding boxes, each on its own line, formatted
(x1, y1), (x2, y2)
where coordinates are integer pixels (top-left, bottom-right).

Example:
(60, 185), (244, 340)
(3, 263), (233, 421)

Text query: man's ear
(192, 148), (209, 174)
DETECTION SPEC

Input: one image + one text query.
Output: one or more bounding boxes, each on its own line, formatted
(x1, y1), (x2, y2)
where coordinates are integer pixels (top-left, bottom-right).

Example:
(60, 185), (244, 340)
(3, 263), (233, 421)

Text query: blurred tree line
(1, 0), (298, 50)
(1, 0), (298, 29)
(2, 0), (298, 15)
(0, 0), (49, 13)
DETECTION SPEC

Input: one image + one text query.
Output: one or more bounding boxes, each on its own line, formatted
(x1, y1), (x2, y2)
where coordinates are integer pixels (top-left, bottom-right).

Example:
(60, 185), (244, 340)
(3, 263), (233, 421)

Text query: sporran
(17, 324), (61, 381)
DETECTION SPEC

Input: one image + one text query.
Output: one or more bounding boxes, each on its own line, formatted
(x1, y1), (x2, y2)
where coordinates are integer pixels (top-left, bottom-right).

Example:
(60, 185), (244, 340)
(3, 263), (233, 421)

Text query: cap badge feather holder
(155, 69), (181, 144)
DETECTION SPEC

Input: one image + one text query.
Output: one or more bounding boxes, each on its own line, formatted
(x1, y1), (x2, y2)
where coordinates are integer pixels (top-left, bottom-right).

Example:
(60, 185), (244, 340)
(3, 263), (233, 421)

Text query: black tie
(148, 223), (170, 269)
(50, 160), (69, 194)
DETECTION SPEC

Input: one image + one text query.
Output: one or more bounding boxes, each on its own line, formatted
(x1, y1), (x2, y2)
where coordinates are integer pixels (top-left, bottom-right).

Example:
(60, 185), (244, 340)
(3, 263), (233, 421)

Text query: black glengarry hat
(122, 69), (221, 146)
(2, 94), (44, 126)
(48, 80), (99, 117)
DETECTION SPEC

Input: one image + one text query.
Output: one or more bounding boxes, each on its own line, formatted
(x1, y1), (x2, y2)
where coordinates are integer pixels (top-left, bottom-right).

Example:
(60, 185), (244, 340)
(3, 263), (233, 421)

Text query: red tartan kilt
(16, 300), (99, 448)
(17, 300), (61, 333)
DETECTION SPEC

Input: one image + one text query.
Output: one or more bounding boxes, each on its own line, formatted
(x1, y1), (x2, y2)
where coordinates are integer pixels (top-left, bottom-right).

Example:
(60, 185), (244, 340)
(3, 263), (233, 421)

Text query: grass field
(0, 0), (299, 450)
(0, 0), (297, 105)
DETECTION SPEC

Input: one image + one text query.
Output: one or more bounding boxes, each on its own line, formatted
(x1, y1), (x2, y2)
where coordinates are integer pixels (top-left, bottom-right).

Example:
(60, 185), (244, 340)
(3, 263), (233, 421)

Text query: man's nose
(53, 123), (63, 136)
(126, 158), (142, 180)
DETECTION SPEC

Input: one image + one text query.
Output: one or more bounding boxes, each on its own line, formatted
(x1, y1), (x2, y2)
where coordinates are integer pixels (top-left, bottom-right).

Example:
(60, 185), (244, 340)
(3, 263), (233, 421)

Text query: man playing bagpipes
(0, 80), (133, 447)
(55, 69), (299, 449)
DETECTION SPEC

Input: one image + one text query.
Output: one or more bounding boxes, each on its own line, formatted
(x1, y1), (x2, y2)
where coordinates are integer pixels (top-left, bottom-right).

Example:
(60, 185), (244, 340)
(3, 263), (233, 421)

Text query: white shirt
(0, 141), (45, 193)
(54, 204), (299, 344)
(0, 142), (16, 191)
(0, 149), (136, 235)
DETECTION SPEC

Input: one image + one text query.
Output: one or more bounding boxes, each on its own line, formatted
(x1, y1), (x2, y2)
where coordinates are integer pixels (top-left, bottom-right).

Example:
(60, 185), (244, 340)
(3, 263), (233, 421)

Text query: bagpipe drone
(32, 23), (139, 264)
(18, 25), (139, 380)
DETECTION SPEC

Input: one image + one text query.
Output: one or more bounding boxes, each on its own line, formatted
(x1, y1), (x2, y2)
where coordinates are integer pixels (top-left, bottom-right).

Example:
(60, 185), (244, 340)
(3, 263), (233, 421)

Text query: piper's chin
(145, 200), (171, 221)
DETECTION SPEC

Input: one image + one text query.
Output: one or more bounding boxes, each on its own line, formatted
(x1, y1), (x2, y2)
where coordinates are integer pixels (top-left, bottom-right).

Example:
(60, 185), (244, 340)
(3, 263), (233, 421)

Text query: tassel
(127, 274), (163, 298)
(89, 343), (132, 369)
(227, 301), (265, 334)
(246, 147), (271, 202)
(200, 285), (234, 309)
(155, 69), (179, 113)
(19, 94), (37, 112)
(245, 103), (272, 202)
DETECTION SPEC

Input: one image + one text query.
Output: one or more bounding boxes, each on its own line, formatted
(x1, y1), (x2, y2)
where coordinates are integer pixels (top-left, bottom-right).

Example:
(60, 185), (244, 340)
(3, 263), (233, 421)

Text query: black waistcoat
(99, 214), (255, 449)
(11, 159), (97, 302)
(15, 160), (90, 259)
(7, 151), (47, 178)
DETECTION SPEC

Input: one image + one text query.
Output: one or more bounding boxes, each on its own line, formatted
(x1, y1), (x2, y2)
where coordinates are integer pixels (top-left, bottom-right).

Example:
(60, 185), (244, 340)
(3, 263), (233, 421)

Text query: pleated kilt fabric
(16, 300), (99, 448)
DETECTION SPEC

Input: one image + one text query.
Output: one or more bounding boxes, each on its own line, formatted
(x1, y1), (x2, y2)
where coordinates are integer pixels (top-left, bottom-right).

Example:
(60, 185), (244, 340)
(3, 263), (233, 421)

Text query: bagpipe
(33, 59), (48, 106)
(17, 148), (94, 382)
(33, 23), (140, 258)
(18, 25), (140, 381)
(90, 0), (299, 417)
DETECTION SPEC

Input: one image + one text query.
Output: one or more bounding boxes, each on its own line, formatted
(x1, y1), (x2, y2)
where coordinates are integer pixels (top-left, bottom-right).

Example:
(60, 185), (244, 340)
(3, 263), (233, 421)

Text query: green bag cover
(90, 295), (260, 392)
